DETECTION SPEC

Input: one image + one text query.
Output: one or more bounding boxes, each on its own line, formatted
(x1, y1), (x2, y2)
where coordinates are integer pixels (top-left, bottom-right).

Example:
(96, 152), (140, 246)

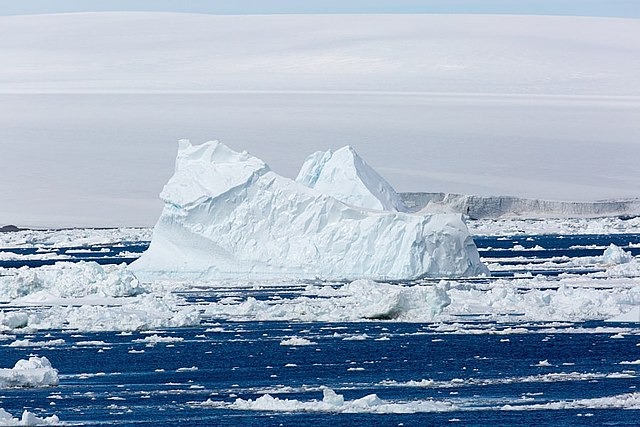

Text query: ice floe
(202, 386), (457, 413)
(201, 387), (640, 413)
(0, 261), (143, 303)
(205, 279), (451, 322)
(0, 408), (59, 426)
(0, 227), (151, 249)
(0, 357), (58, 388)
(280, 337), (316, 346)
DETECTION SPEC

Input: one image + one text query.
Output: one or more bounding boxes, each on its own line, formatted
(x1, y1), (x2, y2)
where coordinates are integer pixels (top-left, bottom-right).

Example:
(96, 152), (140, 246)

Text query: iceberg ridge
(296, 146), (407, 212)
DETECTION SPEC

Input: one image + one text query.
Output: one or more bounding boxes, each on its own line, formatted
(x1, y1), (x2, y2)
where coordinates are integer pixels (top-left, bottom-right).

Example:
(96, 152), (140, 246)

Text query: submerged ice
(132, 140), (487, 281)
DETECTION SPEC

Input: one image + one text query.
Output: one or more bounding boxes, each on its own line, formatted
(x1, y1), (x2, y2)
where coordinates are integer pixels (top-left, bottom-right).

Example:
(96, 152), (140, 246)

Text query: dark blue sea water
(1, 233), (639, 425)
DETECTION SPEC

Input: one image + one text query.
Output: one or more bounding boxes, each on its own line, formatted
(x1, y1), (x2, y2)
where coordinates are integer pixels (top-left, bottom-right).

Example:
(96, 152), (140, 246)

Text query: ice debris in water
(206, 279), (451, 322)
(202, 386), (457, 413)
(279, 337), (316, 346)
(0, 408), (59, 426)
(0, 356), (58, 389)
(601, 244), (634, 265)
(0, 261), (144, 301)
(0, 292), (200, 333)
(132, 140), (487, 281)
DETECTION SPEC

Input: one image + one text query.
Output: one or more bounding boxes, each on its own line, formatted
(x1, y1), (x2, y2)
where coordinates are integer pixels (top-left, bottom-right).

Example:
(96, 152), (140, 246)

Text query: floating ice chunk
(9, 339), (65, 348)
(0, 357), (59, 388)
(601, 244), (633, 265)
(132, 140), (487, 281)
(0, 262), (144, 302)
(500, 392), (640, 411)
(133, 334), (185, 344)
(296, 146), (407, 212)
(280, 337), (316, 346)
(0, 312), (28, 329)
(202, 386), (457, 413)
(6, 293), (200, 332)
(0, 408), (60, 425)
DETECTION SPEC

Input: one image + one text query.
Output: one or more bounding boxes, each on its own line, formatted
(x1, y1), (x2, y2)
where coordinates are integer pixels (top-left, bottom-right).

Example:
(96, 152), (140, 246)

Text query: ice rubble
(0, 261), (143, 302)
(0, 292), (200, 332)
(296, 146), (407, 212)
(0, 262), (199, 332)
(601, 244), (634, 265)
(203, 273), (640, 323)
(205, 279), (451, 322)
(202, 386), (457, 414)
(132, 140), (487, 281)
(0, 408), (59, 426)
(0, 227), (151, 250)
(0, 357), (58, 389)
(202, 387), (640, 413)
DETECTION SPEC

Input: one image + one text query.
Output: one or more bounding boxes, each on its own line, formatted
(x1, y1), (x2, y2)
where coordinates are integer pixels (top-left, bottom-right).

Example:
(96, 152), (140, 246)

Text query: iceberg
(296, 146), (407, 212)
(131, 140), (487, 281)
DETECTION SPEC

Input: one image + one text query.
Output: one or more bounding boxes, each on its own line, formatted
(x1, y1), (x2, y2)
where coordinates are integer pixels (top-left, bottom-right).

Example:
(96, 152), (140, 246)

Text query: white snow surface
(296, 146), (407, 212)
(0, 408), (59, 426)
(1, 13), (640, 227)
(468, 217), (640, 236)
(206, 280), (452, 322)
(203, 386), (456, 414)
(202, 388), (640, 414)
(203, 280), (640, 324)
(0, 292), (200, 332)
(0, 228), (151, 249)
(132, 140), (487, 281)
(0, 357), (58, 389)
(0, 262), (143, 302)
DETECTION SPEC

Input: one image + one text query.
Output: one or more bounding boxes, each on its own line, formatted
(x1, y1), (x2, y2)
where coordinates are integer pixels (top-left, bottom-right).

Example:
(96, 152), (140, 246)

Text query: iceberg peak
(160, 139), (268, 209)
(296, 145), (407, 212)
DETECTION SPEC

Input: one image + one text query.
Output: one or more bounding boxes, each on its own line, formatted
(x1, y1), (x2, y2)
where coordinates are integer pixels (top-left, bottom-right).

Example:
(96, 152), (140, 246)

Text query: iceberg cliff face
(131, 141), (487, 281)
(296, 146), (407, 212)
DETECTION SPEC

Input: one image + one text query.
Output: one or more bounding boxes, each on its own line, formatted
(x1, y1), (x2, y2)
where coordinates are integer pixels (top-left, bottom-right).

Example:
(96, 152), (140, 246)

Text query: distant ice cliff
(402, 193), (640, 220)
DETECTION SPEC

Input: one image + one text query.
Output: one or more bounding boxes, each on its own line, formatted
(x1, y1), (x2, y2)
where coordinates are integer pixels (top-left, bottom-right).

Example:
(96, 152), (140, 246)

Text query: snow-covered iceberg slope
(296, 146), (407, 212)
(131, 141), (487, 281)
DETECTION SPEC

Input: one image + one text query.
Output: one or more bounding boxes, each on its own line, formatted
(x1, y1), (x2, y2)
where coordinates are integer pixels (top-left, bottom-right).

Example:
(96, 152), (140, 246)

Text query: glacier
(131, 140), (487, 281)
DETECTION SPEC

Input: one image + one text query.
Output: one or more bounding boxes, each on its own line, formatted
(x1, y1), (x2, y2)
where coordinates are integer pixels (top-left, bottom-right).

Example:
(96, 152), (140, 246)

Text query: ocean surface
(1, 233), (639, 425)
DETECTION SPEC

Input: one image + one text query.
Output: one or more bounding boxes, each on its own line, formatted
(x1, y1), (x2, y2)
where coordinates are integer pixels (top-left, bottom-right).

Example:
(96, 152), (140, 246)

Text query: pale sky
(0, 0), (638, 18)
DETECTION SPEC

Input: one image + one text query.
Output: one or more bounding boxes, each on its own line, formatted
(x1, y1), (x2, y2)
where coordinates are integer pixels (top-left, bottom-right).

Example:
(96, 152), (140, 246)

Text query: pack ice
(131, 140), (487, 280)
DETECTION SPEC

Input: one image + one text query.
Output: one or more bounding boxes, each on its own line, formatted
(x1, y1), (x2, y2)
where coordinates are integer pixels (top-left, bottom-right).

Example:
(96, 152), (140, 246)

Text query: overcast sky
(0, 0), (638, 18)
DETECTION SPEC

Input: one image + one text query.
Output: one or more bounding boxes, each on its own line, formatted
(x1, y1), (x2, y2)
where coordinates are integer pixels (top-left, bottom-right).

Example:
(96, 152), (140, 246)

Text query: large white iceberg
(131, 140), (487, 281)
(296, 146), (407, 212)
